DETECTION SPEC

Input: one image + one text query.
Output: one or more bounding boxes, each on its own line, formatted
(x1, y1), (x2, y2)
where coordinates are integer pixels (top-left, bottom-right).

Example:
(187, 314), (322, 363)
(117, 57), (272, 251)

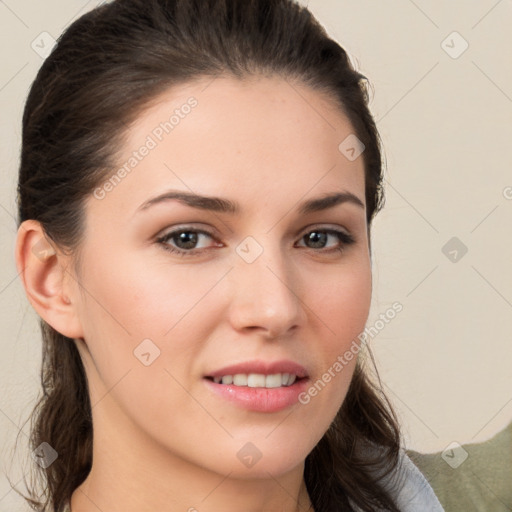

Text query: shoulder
(390, 450), (444, 512)
(407, 422), (512, 512)
(388, 449), (445, 512)
(349, 443), (445, 512)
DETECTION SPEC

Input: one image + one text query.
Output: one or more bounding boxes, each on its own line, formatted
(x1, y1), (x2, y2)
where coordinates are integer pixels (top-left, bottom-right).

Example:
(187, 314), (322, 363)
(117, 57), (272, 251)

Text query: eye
(156, 226), (356, 257)
(296, 228), (355, 253)
(156, 227), (221, 256)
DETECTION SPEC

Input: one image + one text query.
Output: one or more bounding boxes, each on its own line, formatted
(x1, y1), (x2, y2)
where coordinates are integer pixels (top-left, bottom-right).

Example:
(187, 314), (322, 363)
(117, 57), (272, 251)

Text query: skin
(16, 75), (372, 512)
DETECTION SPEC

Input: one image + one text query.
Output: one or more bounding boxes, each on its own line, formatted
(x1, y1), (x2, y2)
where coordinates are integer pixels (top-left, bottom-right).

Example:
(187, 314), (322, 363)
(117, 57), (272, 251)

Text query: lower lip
(203, 378), (309, 413)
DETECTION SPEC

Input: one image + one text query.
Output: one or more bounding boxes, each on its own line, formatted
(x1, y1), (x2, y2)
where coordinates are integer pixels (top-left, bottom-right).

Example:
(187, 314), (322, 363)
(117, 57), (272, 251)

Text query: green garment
(407, 422), (512, 512)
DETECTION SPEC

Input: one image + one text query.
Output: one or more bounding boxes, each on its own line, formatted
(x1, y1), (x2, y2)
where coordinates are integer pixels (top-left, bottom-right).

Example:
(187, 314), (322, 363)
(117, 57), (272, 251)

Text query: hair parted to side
(14, 1), (401, 511)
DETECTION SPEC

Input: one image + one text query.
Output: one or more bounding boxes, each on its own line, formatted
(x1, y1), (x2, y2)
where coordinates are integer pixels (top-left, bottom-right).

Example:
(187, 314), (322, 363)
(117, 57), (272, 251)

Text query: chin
(221, 435), (314, 479)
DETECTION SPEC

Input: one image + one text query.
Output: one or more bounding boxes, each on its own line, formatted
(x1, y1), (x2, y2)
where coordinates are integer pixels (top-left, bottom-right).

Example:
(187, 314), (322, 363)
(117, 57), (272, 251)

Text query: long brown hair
(13, 1), (401, 510)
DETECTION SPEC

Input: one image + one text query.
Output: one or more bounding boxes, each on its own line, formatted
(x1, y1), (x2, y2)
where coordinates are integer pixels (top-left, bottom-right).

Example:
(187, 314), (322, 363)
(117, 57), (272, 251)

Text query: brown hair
(14, 1), (401, 510)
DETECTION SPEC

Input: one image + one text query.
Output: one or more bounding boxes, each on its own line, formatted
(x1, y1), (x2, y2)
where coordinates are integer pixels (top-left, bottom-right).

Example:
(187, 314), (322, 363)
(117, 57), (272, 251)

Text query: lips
(203, 360), (310, 412)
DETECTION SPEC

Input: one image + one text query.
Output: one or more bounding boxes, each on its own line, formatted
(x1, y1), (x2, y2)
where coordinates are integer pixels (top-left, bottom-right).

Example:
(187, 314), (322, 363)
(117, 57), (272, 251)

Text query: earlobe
(15, 220), (84, 339)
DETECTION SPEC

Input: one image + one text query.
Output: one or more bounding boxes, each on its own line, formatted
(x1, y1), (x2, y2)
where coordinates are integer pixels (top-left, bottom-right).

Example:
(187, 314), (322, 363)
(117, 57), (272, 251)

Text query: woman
(13, 0), (444, 510)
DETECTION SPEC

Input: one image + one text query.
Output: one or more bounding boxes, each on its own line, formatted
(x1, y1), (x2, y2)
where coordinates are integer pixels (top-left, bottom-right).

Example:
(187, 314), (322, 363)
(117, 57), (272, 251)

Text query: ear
(15, 220), (84, 339)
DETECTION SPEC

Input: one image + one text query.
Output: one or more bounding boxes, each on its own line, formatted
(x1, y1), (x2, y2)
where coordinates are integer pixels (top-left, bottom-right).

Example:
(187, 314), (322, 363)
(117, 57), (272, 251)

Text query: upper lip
(205, 360), (309, 379)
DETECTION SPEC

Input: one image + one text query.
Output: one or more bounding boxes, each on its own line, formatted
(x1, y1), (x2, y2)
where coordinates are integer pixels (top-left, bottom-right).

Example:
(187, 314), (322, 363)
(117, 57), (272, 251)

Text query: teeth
(264, 374), (282, 388)
(233, 374), (248, 386)
(211, 373), (298, 388)
(247, 374), (266, 387)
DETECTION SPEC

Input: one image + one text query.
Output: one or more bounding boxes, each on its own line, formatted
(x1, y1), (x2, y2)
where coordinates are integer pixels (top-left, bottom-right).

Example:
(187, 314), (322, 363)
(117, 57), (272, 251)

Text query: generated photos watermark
(93, 97), (198, 200)
(298, 301), (403, 404)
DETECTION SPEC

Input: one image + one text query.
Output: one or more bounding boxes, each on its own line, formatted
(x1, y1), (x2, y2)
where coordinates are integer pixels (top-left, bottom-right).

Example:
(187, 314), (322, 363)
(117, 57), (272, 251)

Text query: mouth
(204, 373), (306, 388)
(203, 360), (310, 412)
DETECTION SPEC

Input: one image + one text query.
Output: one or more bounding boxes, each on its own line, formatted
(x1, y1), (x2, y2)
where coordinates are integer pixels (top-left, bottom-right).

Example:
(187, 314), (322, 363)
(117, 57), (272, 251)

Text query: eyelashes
(155, 226), (356, 258)
(156, 229), (220, 256)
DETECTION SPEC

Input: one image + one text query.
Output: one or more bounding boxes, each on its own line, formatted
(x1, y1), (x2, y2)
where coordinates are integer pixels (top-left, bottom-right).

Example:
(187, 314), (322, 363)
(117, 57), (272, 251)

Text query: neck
(70, 398), (314, 512)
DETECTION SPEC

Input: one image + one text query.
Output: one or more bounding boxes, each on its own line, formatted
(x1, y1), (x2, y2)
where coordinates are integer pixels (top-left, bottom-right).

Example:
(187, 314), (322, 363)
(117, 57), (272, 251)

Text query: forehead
(93, 75), (366, 217)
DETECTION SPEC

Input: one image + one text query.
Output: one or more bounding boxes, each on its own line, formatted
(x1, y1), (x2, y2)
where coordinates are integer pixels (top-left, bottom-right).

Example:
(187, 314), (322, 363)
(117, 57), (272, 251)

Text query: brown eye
(156, 228), (220, 256)
(297, 228), (355, 251)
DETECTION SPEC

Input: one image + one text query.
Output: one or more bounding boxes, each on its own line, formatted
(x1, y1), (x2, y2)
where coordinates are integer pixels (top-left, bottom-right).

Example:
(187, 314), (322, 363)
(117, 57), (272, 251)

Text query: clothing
(407, 422), (512, 512)
(61, 449), (444, 511)
(349, 448), (445, 512)
(386, 449), (445, 511)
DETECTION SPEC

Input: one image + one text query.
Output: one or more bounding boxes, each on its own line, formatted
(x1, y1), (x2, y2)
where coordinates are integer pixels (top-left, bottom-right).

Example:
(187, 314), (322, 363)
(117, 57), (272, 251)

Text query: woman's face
(70, 75), (372, 479)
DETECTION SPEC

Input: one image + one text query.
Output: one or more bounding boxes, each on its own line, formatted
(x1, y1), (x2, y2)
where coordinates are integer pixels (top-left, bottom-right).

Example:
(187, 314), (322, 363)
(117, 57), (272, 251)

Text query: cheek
(74, 256), (216, 437)
(300, 262), (372, 412)
(313, 262), (372, 351)
(80, 251), (220, 340)
(74, 251), (229, 402)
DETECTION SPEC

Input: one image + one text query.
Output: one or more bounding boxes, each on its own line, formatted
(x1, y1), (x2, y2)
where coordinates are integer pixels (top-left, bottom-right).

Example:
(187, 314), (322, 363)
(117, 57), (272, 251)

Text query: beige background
(1, 0), (511, 509)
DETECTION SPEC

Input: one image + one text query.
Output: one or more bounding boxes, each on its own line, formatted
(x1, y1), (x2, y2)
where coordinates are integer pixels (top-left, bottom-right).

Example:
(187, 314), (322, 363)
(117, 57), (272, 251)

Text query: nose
(227, 240), (307, 339)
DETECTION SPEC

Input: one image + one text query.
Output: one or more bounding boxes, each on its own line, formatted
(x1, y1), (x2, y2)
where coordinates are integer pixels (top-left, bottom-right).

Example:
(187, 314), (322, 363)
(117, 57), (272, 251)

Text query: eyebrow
(136, 189), (365, 215)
